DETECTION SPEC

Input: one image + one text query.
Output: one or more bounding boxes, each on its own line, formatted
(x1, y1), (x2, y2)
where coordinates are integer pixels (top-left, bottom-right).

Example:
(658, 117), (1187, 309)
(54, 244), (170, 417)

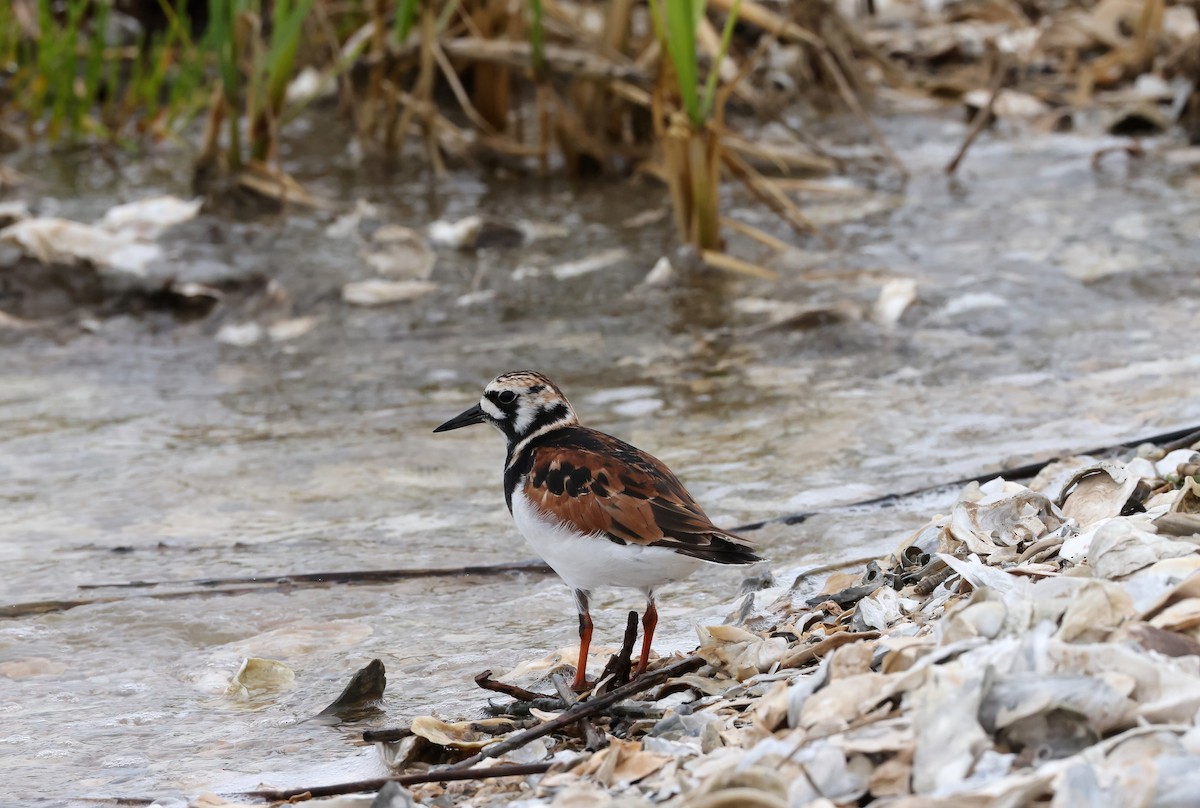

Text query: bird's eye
(498, 390), (517, 404)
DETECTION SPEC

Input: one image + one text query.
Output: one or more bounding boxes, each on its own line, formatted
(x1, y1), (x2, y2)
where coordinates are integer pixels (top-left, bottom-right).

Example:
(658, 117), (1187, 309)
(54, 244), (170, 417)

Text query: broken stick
(243, 761), (555, 801)
(444, 654), (705, 771)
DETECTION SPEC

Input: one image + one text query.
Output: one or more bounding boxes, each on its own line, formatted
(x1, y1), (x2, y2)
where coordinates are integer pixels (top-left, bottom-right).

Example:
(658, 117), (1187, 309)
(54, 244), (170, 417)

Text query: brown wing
(522, 430), (760, 565)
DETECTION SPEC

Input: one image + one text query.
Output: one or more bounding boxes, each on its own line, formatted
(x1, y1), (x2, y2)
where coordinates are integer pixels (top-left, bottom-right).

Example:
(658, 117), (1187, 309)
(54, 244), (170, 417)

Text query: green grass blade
(394, 0), (419, 44)
(208, 0), (241, 105)
(435, 0), (460, 35)
(699, 0), (739, 122)
(265, 0), (316, 114)
(662, 0), (700, 125)
(529, 0), (545, 74)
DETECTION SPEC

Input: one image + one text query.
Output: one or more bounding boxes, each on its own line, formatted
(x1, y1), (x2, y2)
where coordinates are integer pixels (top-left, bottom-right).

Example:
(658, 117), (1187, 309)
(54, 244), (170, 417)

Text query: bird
(434, 370), (762, 691)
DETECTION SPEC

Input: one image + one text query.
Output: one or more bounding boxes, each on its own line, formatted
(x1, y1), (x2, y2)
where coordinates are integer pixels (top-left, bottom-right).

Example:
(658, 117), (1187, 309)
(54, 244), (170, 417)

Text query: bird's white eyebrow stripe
(480, 398), (504, 419)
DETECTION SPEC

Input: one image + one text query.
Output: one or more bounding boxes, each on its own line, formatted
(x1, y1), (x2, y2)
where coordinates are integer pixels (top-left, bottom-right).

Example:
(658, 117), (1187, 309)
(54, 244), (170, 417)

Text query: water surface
(2, 111), (1199, 804)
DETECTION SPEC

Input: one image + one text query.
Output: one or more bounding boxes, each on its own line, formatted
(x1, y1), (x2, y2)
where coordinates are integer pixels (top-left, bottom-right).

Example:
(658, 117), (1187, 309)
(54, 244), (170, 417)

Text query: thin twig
(597, 611), (638, 690)
(5, 561), (554, 620)
(551, 673), (606, 751)
(432, 40), (499, 134)
(243, 761), (556, 801)
(362, 725), (413, 743)
(79, 560), (553, 590)
(475, 670), (555, 703)
(733, 422), (1200, 534)
(817, 48), (905, 175)
(444, 655), (705, 771)
(719, 148), (828, 245)
(946, 46), (1006, 175)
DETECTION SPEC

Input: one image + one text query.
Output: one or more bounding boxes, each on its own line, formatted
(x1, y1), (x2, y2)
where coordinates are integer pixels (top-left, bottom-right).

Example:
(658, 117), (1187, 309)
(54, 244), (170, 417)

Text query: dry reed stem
(687, 124), (722, 250)
(433, 40), (499, 134)
(476, 134), (553, 157)
(385, 16), (425, 152)
(701, 249), (779, 280)
(720, 217), (794, 252)
(361, 1), (387, 141)
(536, 83), (551, 175)
(660, 113), (692, 245)
(468, 0), (513, 132)
(710, 0), (903, 174)
(196, 83), (226, 175)
(946, 46), (1006, 175)
(696, 15), (761, 108)
(607, 81), (653, 108)
(546, 82), (618, 170)
(710, 0), (823, 49)
(437, 39), (648, 84)
(722, 134), (835, 175)
(393, 90), (470, 155)
(635, 38), (662, 73)
(816, 48), (903, 174)
(722, 148), (830, 245)
(236, 162), (320, 207)
(311, 6), (360, 119)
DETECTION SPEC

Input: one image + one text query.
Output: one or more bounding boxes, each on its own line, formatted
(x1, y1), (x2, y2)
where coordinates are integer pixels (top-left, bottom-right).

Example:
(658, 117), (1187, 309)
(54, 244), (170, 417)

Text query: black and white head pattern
(480, 371), (579, 448)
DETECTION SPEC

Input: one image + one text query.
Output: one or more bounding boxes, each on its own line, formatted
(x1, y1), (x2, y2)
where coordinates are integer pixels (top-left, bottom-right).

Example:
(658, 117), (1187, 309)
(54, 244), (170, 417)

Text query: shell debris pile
(373, 437), (1200, 807)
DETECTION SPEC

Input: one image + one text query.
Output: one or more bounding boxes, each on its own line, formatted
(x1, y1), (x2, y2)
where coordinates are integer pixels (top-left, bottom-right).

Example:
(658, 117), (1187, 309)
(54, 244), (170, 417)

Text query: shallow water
(2, 110), (1199, 804)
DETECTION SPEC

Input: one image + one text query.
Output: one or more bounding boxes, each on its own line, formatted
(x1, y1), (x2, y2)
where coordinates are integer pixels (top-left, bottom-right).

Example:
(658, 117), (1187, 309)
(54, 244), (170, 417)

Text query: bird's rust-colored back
(518, 426), (760, 565)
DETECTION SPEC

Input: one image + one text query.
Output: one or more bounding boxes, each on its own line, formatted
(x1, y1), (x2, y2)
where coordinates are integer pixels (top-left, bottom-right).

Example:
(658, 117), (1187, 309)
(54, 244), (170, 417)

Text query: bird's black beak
(433, 403), (486, 433)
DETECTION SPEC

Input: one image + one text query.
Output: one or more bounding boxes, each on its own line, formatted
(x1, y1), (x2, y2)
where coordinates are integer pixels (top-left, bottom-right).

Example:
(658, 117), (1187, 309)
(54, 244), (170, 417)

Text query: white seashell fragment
(428, 215), (484, 249)
(1089, 520), (1198, 579)
(1, 218), (162, 276)
(1060, 463), (1140, 529)
(267, 317), (319, 342)
(643, 256), (675, 287)
(98, 195), (202, 240)
(225, 658), (295, 698)
(216, 323), (264, 347)
(342, 279), (438, 306)
(552, 248), (629, 280)
(872, 278), (917, 328)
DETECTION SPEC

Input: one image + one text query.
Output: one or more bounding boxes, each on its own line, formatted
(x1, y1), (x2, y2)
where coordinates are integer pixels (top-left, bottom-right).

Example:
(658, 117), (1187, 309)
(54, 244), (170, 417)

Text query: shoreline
(212, 432), (1200, 806)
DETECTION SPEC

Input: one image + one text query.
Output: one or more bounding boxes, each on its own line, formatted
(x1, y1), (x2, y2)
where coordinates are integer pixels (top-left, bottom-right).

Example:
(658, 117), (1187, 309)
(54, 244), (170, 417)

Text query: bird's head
(434, 371), (579, 445)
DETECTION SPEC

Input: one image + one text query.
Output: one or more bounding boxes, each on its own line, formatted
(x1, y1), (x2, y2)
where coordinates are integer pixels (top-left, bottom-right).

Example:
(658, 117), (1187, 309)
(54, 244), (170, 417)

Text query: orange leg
(573, 590), (593, 691)
(636, 595), (658, 677)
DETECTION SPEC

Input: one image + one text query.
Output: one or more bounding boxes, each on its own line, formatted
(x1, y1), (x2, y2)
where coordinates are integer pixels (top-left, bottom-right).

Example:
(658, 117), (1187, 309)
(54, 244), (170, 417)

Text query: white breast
(511, 486), (702, 595)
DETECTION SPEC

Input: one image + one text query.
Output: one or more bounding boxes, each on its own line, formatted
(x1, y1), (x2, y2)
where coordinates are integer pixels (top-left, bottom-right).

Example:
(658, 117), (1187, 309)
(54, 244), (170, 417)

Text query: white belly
(511, 489), (702, 594)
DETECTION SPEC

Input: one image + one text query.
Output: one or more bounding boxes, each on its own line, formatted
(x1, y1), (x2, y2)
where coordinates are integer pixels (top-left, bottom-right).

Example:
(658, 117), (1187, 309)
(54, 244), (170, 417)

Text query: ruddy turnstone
(434, 371), (762, 690)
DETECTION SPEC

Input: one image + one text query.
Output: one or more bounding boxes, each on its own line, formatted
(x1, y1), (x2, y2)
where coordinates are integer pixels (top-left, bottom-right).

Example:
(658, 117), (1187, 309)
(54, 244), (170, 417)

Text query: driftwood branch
(734, 423), (1200, 534)
(444, 654), (705, 771)
(475, 670), (556, 703)
(80, 559), (554, 590)
(2, 561), (554, 620)
(243, 761), (556, 801)
(362, 725), (413, 744)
